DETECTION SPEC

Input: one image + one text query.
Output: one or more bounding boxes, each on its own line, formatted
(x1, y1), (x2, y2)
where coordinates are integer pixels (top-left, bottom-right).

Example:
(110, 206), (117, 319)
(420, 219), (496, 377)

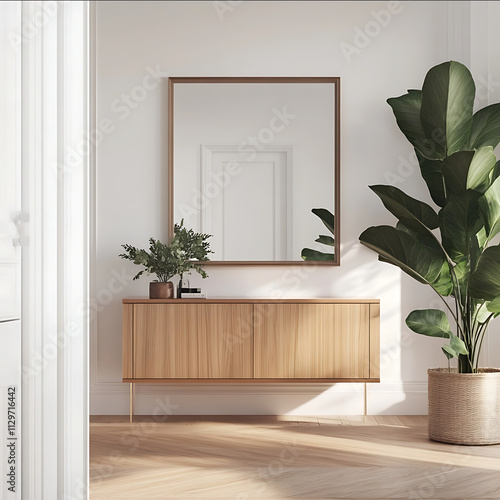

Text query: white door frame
(20, 1), (92, 498)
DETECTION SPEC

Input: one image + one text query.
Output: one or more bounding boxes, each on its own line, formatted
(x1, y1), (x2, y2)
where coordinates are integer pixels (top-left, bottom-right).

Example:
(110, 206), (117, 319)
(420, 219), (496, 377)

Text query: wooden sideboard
(122, 298), (380, 383)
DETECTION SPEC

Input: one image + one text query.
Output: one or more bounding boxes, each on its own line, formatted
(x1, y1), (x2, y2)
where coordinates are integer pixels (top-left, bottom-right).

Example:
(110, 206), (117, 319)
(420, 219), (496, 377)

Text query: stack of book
(179, 287), (207, 299)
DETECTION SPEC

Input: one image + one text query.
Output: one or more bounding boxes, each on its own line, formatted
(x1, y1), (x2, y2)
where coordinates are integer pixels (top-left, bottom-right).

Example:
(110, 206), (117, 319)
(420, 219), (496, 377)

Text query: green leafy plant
(119, 220), (212, 282)
(359, 61), (500, 373)
(301, 208), (335, 261)
(173, 221), (213, 279)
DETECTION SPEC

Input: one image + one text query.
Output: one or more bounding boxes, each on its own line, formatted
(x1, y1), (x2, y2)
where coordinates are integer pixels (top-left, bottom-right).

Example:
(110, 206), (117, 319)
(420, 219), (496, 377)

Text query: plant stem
(430, 286), (465, 338)
(423, 228), (466, 334)
(474, 316), (493, 371)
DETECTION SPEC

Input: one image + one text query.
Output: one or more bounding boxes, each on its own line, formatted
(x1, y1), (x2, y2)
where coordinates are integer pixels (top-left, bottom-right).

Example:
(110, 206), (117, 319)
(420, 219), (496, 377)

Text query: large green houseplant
(359, 61), (500, 444)
(120, 220), (212, 298)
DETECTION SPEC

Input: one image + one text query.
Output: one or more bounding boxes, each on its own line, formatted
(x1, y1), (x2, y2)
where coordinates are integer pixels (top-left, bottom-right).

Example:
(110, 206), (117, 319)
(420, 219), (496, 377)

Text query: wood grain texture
(133, 304), (253, 379)
(254, 304), (370, 379)
(369, 302), (380, 379)
(90, 415), (500, 499)
(123, 297), (380, 304)
(374, 415), (406, 426)
(169, 77), (341, 84)
(122, 378), (380, 383)
(123, 299), (380, 382)
(122, 304), (134, 378)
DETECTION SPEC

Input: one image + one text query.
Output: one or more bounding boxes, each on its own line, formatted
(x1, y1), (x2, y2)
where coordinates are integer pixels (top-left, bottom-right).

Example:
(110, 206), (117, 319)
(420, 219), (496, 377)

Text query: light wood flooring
(90, 415), (500, 499)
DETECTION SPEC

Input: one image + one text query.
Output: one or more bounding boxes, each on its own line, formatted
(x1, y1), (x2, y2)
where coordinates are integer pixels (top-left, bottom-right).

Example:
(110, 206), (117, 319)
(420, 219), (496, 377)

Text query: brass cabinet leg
(130, 383), (134, 423)
(364, 382), (368, 419)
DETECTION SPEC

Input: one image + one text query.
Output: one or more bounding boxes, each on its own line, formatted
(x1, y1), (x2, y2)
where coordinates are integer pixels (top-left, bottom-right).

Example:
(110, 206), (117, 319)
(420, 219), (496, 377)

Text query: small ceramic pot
(149, 281), (174, 299)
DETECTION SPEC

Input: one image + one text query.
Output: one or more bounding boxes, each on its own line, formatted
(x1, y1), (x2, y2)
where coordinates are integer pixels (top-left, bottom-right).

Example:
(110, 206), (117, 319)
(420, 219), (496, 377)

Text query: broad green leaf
(490, 161), (500, 185)
(406, 309), (452, 338)
(453, 259), (469, 282)
(470, 244), (500, 300)
(467, 147), (497, 193)
(302, 209), (336, 261)
(387, 90), (440, 160)
(359, 226), (445, 285)
(416, 151), (447, 207)
(453, 260), (470, 298)
(370, 185), (439, 235)
(477, 226), (488, 249)
(396, 222), (453, 296)
(469, 103), (500, 150)
(440, 148), (495, 198)
(420, 61), (475, 158)
(450, 333), (469, 355)
(469, 233), (482, 273)
(441, 150), (474, 196)
(479, 175), (500, 241)
(442, 345), (455, 359)
(311, 208), (334, 235)
(301, 248), (334, 261)
(395, 221), (441, 253)
(431, 260), (454, 296)
(440, 191), (483, 264)
(315, 235), (335, 246)
(486, 297), (500, 314)
(476, 302), (494, 322)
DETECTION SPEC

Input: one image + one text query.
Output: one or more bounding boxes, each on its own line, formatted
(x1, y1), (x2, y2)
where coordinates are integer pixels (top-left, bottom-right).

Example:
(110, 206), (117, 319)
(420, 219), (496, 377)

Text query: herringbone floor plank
(90, 415), (500, 499)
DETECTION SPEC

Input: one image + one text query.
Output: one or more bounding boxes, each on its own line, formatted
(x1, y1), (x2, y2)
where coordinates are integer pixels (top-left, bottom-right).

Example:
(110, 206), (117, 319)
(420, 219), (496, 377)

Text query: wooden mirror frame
(168, 76), (340, 266)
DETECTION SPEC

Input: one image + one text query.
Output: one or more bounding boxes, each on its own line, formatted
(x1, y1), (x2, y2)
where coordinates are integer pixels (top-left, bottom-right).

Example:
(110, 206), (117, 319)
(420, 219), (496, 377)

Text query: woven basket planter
(428, 368), (500, 445)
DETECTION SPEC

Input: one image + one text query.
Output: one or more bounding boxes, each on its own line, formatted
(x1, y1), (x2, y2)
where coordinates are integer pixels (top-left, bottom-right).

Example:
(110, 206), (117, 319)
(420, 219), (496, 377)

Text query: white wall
(92, 1), (500, 415)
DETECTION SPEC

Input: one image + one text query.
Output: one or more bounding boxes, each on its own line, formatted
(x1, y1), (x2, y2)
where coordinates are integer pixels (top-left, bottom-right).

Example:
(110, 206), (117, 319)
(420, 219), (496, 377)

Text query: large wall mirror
(168, 77), (340, 265)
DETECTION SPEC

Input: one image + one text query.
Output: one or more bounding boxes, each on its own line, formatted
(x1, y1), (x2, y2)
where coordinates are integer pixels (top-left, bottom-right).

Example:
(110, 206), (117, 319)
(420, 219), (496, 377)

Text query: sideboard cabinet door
(254, 304), (370, 379)
(133, 304), (253, 379)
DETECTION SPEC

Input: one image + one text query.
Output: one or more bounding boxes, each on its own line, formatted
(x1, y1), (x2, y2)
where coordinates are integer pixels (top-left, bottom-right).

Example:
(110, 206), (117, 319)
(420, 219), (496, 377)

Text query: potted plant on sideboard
(359, 61), (500, 445)
(120, 220), (212, 299)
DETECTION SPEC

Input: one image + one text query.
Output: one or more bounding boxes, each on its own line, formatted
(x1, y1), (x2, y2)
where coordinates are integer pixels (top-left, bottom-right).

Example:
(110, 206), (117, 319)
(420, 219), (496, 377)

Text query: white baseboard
(368, 382), (428, 415)
(90, 381), (429, 416)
